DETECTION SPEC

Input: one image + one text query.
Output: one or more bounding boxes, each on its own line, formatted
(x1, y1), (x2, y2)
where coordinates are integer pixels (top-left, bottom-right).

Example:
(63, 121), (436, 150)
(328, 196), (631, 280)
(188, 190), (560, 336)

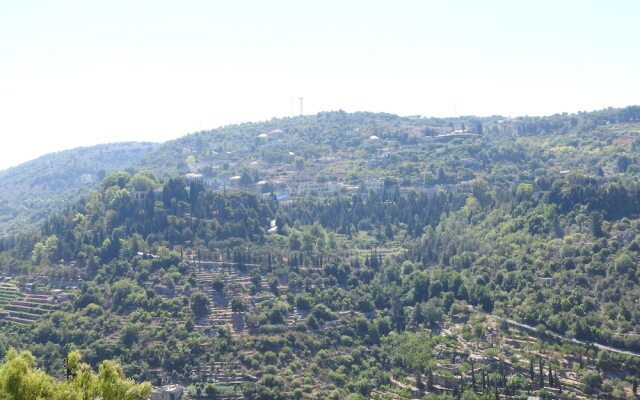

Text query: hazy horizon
(2, 0), (639, 170)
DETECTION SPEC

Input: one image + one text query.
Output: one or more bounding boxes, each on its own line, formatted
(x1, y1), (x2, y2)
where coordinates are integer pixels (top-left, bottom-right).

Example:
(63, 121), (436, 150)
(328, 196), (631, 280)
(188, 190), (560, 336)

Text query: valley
(1, 108), (640, 399)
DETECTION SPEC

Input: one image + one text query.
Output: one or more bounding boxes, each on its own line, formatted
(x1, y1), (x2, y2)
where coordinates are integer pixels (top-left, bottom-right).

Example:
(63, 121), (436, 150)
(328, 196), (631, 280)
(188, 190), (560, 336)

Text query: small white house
(149, 384), (184, 400)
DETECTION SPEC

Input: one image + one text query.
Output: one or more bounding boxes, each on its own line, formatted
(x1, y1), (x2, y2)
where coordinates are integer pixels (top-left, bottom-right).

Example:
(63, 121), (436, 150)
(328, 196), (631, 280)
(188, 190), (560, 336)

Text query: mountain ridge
(0, 141), (158, 234)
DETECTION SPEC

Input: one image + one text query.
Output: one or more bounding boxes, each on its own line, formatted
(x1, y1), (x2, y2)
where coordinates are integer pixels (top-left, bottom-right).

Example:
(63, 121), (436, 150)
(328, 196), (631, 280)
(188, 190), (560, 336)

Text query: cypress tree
(471, 358), (476, 392)
(529, 358), (534, 382)
(538, 358), (544, 388)
(579, 351), (584, 368)
(481, 369), (486, 390)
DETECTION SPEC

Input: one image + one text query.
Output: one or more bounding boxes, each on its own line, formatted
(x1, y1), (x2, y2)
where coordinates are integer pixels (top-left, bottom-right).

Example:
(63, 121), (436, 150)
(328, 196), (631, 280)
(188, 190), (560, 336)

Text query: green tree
(0, 349), (150, 400)
(581, 370), (603, 394)
(190, 291), (210, 318)
(101, 171), (131, 189)
(97, 360), (151, 400)
(126, 170), (159, 192)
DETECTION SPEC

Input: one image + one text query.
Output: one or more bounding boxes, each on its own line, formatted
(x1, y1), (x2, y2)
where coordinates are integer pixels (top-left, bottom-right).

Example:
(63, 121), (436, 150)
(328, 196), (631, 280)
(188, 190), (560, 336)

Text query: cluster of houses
(132, 122), (482, 206)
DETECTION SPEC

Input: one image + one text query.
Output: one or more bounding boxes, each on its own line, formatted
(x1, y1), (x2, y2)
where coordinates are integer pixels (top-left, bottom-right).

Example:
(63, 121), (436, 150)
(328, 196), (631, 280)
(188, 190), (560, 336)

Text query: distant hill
(133, 107), (640, 194)
(133, 111), (487, 180)
(0, 142), (158, 234)
(3, 106), (639, 235)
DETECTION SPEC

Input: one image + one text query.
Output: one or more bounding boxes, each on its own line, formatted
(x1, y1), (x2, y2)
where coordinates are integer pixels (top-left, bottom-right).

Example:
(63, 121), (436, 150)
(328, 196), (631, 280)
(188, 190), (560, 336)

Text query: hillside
(135, 111), (488, 183)
(0, 142), (158, 235)
(132, 107), (640, 200)
(5, 107), (638, 236)
(0, 107), (640, 399)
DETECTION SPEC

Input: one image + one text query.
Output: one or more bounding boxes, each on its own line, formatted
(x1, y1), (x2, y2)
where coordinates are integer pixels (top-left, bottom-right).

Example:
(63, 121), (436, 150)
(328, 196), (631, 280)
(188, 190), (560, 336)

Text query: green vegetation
(0, 348), (150, 399)
(0, 142), (157, 235)
(0, 107), (639, 398)
(0, 284), (21, 308)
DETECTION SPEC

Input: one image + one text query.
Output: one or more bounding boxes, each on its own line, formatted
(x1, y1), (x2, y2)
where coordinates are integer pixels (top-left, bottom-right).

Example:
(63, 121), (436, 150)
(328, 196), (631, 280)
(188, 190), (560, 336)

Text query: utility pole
(299, 97), (304, 116)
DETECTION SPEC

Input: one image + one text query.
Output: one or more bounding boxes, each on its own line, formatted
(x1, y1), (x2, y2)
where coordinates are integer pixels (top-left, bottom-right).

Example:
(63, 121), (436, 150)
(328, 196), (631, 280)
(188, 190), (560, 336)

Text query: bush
(581, 370), (603, 394)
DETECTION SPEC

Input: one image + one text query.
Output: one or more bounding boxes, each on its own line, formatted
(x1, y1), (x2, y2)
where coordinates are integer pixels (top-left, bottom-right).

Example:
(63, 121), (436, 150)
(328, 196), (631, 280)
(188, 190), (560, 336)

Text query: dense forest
(1, 107), (640, 399)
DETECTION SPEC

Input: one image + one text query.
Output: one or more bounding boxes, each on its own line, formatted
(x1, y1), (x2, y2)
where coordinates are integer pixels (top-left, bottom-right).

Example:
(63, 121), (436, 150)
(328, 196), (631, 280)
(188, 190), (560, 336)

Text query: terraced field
(194, 266), (256, 332)
(0, 282), (22, 320)
(0, 284), (60, 325)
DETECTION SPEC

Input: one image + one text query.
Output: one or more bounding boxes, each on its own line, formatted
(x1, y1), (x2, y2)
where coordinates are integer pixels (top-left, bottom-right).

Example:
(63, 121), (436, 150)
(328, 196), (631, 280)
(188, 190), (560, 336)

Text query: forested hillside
(0, 142), (157, 235)
(1, 107), (640, 399)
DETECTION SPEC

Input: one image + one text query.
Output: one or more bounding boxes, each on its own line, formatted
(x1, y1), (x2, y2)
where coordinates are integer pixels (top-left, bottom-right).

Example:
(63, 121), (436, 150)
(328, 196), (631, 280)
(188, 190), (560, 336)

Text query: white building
(149, 384), (184, 400)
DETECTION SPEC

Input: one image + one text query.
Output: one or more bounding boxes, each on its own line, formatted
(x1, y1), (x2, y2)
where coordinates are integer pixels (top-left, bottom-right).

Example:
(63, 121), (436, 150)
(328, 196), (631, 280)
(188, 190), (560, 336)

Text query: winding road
(495, 315), (640, 358)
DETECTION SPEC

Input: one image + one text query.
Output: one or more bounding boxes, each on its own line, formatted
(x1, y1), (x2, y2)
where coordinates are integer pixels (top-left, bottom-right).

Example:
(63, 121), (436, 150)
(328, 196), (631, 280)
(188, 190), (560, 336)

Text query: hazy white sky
(1, 0), (639, 170)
